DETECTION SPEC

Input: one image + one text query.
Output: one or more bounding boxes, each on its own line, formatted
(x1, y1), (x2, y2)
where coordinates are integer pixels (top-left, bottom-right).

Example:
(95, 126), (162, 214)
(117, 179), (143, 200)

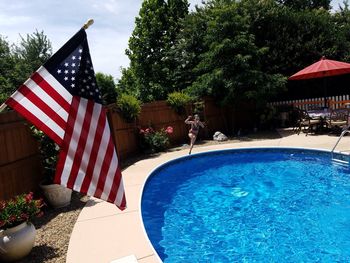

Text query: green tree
(168, 9), (208, 91)
(186, 0), (286, 106)
(13, 30), (52, 78)
(125, 0), (189, 102)
(116, 67), (140, 98)
(0, 31), (53, 104)
(95, 73), (118, 105)
(239, 0), (350, 76)
(276, 0), (331, 10)
(0, 36), (16, 104)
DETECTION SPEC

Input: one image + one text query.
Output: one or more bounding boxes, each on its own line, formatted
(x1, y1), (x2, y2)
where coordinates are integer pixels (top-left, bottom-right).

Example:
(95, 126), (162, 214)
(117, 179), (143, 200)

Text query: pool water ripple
(141, 149), (350, 262)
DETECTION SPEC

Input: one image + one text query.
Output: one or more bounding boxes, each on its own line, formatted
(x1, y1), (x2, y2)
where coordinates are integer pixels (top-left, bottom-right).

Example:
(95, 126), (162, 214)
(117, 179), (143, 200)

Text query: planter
(0, 222), (36, 262)
(40, 183), (72, 208)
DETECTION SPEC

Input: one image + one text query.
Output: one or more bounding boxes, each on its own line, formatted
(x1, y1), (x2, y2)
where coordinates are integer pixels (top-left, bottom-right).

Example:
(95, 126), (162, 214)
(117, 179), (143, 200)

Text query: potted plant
(31, 127), (72, 208)
(0, 192), (44, 262)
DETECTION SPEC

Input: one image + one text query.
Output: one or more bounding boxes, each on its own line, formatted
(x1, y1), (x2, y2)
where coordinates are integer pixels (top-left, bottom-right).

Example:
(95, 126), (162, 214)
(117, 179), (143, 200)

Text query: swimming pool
(141, 148), (350, 262)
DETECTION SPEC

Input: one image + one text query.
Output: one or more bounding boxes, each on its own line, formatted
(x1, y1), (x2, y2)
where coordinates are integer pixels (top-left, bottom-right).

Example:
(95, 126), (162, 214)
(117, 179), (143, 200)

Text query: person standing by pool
(185, 114), (205, 154)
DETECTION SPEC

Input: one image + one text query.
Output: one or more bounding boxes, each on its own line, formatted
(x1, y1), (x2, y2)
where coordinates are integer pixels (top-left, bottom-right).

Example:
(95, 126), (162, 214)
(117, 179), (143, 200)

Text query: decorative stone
(213, 131), (228, 141)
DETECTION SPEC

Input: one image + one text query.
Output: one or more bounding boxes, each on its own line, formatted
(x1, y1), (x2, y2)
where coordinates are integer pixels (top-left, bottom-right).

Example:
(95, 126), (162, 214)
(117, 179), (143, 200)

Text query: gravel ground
(16, 192), (89, 263)
(16, 130), (280, 263)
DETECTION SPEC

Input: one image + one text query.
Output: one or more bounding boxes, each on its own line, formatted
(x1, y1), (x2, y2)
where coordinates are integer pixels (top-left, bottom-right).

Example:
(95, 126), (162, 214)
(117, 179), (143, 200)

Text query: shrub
(0, 192), (44, 229)
(139, 126), (173, 153)
(166, 91), (192, 114)
(31, 127), (59, 183)
(116, 93), (141, 122)
(193, 100), (204, 115)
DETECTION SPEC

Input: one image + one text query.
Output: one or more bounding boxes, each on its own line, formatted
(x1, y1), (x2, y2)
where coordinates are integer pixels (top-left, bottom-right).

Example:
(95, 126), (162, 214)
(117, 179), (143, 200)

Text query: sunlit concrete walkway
(66, 128), (350, 263)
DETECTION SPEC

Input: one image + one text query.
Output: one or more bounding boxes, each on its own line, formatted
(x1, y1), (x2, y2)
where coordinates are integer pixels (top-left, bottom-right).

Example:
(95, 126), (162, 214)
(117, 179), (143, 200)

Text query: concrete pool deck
(66, 129), (350, 263)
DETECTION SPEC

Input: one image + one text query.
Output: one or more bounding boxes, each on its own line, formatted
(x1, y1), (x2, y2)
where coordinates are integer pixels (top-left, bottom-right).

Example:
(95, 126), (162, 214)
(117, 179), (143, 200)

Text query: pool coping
(66, 130), (350, 263)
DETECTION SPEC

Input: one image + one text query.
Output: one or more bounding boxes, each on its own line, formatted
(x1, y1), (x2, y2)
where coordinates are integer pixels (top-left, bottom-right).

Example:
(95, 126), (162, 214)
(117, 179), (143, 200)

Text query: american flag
(5, 29), (126, 210)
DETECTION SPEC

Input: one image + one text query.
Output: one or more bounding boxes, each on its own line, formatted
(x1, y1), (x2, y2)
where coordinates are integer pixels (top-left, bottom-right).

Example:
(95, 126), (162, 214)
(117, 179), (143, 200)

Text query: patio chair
(325, 108), (349, 133)
(296, 109), (321, 136)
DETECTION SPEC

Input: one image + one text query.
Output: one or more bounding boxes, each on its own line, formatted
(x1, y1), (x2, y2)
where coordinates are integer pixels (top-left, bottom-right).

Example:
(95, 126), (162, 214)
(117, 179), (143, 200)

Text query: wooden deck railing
(270, 94), (350, 110)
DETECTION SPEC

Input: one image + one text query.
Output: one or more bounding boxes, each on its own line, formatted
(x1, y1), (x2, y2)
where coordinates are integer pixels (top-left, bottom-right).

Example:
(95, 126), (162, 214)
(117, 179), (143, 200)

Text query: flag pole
(83, 19), (94, 30)
(0, 103), (6, 113)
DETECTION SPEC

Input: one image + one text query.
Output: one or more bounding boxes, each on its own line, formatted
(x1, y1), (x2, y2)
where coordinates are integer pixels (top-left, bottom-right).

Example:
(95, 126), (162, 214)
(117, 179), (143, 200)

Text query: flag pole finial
(83, 19), (94, 30)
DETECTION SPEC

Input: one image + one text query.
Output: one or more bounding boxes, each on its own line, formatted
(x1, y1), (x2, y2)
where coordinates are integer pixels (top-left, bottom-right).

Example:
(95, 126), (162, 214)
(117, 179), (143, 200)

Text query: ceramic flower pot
(0, 222), (36, 262)
(40, 183), (72, 208)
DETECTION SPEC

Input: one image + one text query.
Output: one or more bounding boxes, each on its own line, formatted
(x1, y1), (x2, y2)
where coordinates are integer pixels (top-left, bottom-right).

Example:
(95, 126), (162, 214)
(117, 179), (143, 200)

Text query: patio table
(306, 109), (332, 133)
(307, 109), (331, 119)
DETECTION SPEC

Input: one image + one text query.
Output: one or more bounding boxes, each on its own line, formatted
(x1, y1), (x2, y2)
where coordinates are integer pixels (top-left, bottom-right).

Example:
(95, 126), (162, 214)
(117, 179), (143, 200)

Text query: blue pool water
(141, 148), (350, 262)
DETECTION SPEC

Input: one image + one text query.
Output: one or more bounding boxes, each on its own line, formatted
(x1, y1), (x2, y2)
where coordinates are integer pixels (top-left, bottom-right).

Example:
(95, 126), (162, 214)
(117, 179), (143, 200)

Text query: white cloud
(0, 0), (143, 79)
(332, 0), (346, 10)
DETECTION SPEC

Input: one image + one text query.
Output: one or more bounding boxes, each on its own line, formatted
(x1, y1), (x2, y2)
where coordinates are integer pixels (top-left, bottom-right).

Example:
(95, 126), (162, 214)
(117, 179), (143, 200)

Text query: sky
(0, 0), (346, 80)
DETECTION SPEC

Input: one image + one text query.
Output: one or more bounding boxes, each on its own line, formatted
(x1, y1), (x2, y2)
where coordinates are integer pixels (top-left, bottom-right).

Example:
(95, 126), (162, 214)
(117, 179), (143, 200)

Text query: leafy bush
(116, 93), (141, 122)
(139, 126), (173, 153)
(0, 93), (8, 105)
(0, 192), (44, 229)
(31, 127), (59, 183)
(193, 100), (205, 115)
(166, 91), (192, 114)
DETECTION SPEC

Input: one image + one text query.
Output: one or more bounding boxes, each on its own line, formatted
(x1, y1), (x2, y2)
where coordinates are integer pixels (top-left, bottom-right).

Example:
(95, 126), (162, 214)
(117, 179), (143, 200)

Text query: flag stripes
(19, 85), (67, 130)
(6, 98), (64, 145)
(31, 71), (72, 113)
(6, 67), (72, 145)
(54, 97), (125, 207)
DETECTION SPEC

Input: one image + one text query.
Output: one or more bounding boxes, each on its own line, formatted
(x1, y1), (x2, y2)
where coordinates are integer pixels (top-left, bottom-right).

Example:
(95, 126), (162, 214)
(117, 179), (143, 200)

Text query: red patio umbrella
(289, 56), (350, 107)
(289, 56), (350, 80)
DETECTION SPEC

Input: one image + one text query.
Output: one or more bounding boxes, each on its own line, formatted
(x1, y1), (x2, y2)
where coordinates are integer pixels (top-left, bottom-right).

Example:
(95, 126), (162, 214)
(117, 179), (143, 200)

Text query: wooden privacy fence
(0, 111), (43, 200)
(1, 98), (242, 200)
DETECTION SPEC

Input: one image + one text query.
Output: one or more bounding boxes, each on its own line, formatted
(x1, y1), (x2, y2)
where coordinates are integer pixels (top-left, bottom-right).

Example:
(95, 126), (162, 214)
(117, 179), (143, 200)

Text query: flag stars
(51, 47), (101, 102)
